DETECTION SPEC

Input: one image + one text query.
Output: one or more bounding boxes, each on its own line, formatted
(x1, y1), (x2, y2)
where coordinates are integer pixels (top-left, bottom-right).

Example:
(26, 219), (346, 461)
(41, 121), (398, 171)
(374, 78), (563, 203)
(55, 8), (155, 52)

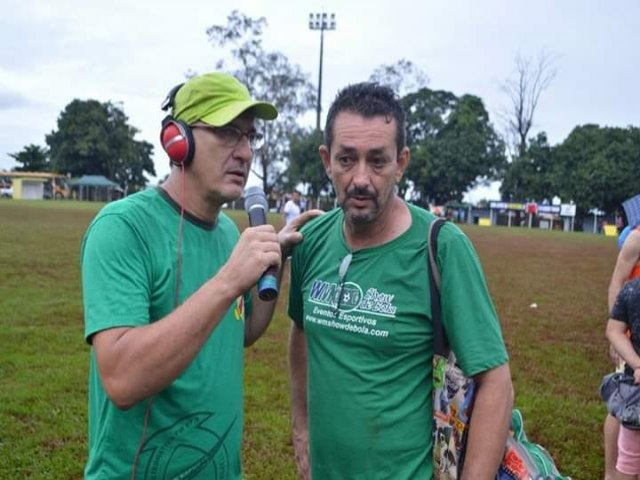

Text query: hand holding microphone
(244, 187), (280, 301)
(236, 187), (323, 301)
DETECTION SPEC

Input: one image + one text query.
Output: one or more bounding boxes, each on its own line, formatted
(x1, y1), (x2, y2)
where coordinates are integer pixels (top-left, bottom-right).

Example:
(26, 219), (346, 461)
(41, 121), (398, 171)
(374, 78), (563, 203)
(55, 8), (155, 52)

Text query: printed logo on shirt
(305, 278), (396, 338)
(308, 279), (397, 317)
(136, 412), (235, 479)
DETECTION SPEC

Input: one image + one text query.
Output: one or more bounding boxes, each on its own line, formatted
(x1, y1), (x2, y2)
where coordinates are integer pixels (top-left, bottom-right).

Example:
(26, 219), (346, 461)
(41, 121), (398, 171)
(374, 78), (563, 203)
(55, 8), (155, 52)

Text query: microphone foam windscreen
(244, 186), (268, 212)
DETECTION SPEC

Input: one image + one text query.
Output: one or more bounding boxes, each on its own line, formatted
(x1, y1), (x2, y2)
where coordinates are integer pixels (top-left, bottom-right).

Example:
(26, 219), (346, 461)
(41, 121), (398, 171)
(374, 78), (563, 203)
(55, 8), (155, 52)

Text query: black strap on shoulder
(428, 217), (448, 356)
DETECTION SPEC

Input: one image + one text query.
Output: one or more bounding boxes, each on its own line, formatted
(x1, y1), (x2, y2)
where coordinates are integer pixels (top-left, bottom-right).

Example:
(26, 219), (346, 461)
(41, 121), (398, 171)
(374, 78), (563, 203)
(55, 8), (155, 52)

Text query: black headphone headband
(161, 83), (185, 112)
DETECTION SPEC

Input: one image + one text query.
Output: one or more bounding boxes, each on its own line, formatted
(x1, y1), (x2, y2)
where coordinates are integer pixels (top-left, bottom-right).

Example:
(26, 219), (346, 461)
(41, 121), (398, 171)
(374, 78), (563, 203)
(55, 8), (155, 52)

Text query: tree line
(7, 10), (639, 217)
(9, 100), (155, 194)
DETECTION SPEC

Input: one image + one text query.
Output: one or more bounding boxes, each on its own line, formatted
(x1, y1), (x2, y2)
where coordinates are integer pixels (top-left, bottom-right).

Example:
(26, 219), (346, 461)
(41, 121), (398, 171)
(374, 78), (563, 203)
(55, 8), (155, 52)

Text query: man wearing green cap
(81, 72), (321, 479)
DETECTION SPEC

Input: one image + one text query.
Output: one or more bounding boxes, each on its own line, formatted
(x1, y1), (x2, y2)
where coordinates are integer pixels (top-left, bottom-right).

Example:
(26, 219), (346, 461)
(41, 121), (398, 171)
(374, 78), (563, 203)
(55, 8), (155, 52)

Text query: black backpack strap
(428, 217), (448, 356)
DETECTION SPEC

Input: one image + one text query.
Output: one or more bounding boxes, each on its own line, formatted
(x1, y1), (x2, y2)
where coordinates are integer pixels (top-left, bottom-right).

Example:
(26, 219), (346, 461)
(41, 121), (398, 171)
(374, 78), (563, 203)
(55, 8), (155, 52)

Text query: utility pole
(309, 12), (336, 131)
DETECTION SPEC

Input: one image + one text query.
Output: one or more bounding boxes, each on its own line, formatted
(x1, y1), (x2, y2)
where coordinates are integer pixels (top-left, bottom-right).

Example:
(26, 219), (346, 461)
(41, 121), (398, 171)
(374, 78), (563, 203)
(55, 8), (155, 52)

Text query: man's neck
(161, 172), (222, 223)
(343, 197), (411, 250)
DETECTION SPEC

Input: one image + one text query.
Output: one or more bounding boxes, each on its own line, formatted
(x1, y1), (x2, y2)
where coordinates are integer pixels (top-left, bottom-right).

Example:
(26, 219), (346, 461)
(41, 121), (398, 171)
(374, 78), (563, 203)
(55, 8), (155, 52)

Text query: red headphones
(160, 83), (195, 166)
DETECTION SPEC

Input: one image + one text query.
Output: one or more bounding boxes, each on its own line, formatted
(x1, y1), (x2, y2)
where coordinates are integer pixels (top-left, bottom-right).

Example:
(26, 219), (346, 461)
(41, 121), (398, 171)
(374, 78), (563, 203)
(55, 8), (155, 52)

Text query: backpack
(428, 217), (571, 480)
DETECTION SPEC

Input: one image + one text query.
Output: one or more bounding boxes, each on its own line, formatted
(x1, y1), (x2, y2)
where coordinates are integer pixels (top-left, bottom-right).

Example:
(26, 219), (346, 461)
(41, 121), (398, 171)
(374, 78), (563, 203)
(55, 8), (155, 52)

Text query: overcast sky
(1, 0), (638, 201)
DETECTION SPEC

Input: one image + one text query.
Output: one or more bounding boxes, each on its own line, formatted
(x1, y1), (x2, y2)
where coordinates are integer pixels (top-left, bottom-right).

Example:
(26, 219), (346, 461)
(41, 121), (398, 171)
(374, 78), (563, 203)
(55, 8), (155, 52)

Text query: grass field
(0, 199), (617, 479)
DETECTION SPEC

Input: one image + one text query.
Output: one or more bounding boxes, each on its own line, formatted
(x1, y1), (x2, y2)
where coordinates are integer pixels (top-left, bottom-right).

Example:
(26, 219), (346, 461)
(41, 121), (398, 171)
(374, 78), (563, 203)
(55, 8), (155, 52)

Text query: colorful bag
(428, 218), (570, 480)
(432, 348), (474, 478)
(498, 410), (570, 479)
(428, 218), (474, 479)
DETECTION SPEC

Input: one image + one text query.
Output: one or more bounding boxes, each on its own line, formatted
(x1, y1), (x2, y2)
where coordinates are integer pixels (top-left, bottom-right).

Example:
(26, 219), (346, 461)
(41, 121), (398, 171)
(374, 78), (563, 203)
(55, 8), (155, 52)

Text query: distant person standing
(617, 206), (629, 234)
(283, 190), (302, 225)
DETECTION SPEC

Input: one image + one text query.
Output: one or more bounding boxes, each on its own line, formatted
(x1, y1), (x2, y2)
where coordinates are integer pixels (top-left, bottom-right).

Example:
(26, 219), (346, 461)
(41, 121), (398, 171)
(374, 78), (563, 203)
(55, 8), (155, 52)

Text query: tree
(500, 132), (554, 202)
(551, 125), (640, 215)
(287, 128), (332, 207)
(403, 88), (506, 205)
(501, 52), (557, 158)
(369, 59), (428, 97)
(9, 144), (50, 172)
(103, 103), (156, 193)
(404, 89), (458, 144)
(46, 99), (155, 192)
(206, 10), (316, 195)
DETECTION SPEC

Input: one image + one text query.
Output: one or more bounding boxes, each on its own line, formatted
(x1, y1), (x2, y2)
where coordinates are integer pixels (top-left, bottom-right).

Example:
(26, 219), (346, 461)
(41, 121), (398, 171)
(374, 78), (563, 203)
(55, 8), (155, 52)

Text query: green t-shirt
(82, 188), (251, 480)
(288, 203), (508, 480)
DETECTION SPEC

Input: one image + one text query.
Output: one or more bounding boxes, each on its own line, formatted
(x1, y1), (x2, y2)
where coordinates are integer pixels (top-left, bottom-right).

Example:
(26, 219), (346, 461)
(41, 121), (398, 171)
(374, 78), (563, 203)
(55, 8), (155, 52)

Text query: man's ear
(319, 145), (332, 176)
(396, 146), (410, 183)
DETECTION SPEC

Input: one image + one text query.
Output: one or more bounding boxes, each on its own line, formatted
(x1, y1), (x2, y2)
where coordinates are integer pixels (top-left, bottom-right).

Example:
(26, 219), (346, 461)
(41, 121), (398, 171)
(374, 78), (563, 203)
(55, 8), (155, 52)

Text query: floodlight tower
(308, 12), (336, 131)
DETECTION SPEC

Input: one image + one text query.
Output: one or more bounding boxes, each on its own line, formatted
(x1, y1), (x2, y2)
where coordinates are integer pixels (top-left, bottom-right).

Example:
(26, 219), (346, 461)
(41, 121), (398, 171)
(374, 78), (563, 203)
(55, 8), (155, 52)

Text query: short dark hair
(323, 82), (406, 153)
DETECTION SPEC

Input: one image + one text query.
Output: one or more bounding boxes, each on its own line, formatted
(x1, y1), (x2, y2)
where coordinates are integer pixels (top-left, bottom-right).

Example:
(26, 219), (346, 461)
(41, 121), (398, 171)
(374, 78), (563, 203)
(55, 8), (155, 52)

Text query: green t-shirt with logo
(82, 188), (251, 480)
(289, 203), (508, 480)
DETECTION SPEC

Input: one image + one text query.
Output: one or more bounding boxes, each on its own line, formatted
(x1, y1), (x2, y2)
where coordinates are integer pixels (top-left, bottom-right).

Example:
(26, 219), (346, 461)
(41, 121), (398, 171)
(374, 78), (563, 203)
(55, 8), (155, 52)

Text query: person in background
(81, 72), (320, 479)
(616, 206), (628, 235)
(606, 275), (640, 480)
(288, 82), (513, 480)
(606, 215), (640, 480)
(283, 190), (303, 225)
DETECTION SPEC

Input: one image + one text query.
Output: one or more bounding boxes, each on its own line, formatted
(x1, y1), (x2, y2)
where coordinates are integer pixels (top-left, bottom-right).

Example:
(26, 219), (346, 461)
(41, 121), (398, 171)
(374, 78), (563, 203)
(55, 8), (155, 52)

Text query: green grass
(0, 199), (616, 479)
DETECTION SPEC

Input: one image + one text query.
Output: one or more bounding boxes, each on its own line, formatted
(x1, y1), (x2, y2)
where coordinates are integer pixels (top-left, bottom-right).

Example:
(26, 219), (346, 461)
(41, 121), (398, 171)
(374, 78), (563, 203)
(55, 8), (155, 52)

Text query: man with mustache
(288, 82), (513, 479)
(81, 72), (320, 479)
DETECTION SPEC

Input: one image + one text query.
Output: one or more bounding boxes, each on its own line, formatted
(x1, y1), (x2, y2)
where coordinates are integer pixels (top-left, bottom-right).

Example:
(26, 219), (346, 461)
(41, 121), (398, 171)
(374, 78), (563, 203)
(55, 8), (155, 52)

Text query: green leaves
(554, 125), (640, 214)
(501, 125), (640, 216)
(9, 144), (50, 172)
(287, 128), (331, 200)
(45, 100), (155, 193)
(403, 88), (506, 205)
(206, 11), (316, 195)
(368, 59), (429, 97)
(501, 132), (554, 203)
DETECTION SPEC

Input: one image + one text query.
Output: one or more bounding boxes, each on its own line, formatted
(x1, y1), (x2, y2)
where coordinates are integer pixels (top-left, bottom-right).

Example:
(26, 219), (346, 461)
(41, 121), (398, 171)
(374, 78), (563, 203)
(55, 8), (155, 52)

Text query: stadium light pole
(309, 12), (336, 131)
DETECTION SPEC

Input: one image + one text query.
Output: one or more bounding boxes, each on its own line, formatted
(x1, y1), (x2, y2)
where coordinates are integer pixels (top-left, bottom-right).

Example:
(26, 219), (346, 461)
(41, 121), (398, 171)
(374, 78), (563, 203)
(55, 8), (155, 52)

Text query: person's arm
(91, 224), (281, 410)
(607, 318), (640, 379)
(431, 225), (512, 478)
(244, 281), (283, 347)
(244, 209), (323, 346)
(607, 231), (640, 364)
(289, 322), (310, 480)
(607, 284), (640, 384)
(608, 230), (640, 310)
(460, 363), (513, 480)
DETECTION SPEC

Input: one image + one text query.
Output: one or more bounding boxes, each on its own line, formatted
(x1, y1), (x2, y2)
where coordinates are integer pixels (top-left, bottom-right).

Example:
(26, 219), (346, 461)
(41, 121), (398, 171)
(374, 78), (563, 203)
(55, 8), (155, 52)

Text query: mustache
(346, 186), (375, 198)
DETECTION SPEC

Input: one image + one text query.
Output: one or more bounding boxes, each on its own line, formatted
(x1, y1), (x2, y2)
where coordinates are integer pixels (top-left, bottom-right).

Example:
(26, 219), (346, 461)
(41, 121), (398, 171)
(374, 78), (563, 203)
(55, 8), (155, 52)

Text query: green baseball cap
(172, 72), (278, 126)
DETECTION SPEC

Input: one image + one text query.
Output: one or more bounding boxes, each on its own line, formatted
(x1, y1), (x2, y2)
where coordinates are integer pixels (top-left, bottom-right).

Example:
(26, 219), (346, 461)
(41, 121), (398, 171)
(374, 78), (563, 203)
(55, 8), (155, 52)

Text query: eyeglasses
(333, 253), (353, 318)
(191, 124), (265, 150)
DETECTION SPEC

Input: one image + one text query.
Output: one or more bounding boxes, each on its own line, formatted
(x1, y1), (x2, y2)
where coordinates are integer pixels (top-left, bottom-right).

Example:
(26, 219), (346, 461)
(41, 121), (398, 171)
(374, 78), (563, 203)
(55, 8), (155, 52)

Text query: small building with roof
(69, 175), (123, 202)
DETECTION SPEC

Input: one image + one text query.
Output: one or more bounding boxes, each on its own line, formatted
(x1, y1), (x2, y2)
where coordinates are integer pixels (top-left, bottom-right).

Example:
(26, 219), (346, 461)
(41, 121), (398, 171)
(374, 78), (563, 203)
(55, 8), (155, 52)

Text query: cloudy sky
(1, 0), (638, 201)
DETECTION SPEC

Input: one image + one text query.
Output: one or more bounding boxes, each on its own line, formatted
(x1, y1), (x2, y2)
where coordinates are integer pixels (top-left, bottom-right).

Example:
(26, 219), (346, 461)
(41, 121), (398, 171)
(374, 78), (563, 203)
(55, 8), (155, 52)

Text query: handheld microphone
(244, 186), (279, 301)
